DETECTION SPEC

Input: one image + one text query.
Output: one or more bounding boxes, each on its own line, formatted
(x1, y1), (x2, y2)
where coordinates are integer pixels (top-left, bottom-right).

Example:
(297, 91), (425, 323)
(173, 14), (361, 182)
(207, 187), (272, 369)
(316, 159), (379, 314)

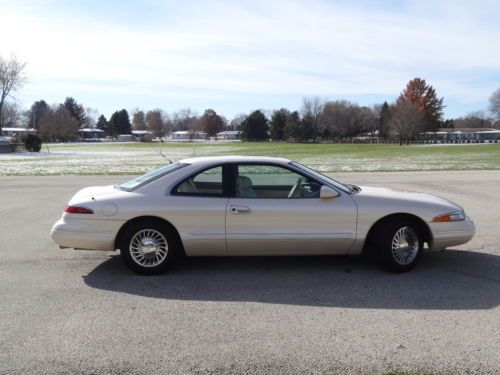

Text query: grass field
(1, 141), (499, 176)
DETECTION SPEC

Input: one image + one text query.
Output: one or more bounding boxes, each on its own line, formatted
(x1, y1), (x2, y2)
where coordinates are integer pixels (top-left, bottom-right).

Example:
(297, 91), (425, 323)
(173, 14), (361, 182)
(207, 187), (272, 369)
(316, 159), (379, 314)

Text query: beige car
(51, 155), (475, 274)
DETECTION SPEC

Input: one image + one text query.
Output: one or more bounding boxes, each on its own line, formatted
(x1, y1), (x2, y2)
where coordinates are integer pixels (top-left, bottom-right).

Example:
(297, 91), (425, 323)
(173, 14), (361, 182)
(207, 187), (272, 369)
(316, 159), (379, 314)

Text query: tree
(24, 133), (42, 152)
(389, 101), (423, 144)
(1, 102), (22, 128)
(96, 115), (108, 134)
(171, 108), (198, 131)
(146, 110), (165, 138)
(377, 101), (391, 137)
(229, 114), (247, 130)
(489, 88), (500, 119)
(320, 100), (359, 139)
(38, 105), (79, 142)
(199, 109), (224, 136)
(398, 78), (444, 131)
(269, 108), (289, 140)
(63, 97), (86, 128)
(0, 55), (27, 135)
(25, 100), (50, 130)
(301, 96), (324, 140)
(284, 111), (301, 140)
(239, 110), (269, 140)
(108, 109), (131, 137)
(84, 107), (99, 128)
(454, 112), (492, 128)
(132, 110), (147, 130)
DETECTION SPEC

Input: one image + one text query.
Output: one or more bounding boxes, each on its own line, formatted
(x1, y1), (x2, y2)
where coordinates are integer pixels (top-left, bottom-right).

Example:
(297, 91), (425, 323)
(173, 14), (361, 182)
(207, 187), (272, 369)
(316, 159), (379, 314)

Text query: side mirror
(320, 185), (340, 199)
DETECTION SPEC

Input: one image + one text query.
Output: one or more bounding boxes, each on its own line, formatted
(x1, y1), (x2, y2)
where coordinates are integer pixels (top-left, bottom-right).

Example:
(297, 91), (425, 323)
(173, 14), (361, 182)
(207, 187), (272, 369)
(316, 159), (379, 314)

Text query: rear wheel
(119, 220), (178, 275)
(375, 219), (423, 272)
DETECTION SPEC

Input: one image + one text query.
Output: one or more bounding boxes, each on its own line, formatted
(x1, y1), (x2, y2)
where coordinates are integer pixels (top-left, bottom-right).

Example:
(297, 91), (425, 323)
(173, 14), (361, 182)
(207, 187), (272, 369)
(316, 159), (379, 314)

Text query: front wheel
(375, 220), (423, 273)
(119, 221), (178, 275)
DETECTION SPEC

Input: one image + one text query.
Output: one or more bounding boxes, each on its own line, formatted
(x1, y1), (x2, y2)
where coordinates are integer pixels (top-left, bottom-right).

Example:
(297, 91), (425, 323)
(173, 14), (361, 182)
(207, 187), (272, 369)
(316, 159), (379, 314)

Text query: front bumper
(428, 216), (475, 250)
(51, 217), (124, 251)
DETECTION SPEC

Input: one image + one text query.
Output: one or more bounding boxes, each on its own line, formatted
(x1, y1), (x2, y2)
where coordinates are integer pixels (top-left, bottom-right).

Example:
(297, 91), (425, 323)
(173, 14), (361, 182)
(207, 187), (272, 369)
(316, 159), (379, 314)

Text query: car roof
(179, 155), (292, 165)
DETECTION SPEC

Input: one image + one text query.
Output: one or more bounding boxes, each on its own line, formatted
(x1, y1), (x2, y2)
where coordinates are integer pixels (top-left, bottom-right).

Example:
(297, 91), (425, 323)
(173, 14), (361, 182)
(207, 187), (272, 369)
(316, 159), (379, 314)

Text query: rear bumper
(428, 217), (475, 250)
(51, 218), (124, 251)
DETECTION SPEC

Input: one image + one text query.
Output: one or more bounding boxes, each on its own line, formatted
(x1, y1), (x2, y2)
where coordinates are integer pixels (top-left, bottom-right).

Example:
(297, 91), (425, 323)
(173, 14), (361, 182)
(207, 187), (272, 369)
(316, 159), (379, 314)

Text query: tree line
(1, 55), (500, 143)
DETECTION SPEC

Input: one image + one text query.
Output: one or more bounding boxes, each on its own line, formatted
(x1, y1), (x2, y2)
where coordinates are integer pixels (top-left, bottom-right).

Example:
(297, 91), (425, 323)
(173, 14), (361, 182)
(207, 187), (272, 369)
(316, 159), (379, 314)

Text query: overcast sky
(1, 0), (499, 120)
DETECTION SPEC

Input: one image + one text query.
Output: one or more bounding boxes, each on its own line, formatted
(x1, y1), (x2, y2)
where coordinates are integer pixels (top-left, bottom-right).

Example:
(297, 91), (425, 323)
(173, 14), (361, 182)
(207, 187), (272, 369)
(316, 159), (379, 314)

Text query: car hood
(355, 185), (462, 213)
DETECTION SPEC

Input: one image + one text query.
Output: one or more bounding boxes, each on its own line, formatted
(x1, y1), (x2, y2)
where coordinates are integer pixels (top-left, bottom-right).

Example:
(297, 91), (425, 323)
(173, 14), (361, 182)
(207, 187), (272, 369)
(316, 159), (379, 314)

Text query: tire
(119, 220), (179, 275)
(374, 218), (423, 273)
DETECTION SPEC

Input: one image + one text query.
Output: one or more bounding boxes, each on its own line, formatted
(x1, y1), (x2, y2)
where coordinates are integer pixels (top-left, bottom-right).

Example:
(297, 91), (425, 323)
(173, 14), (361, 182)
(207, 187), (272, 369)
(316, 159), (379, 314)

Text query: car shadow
(83, 250), (500, 310)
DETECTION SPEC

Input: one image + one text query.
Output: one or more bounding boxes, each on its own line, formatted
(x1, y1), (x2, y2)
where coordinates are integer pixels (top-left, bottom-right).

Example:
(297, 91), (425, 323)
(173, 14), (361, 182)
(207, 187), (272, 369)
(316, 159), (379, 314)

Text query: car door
(226, 163), (357, 255)
(168, 164), (229, 256)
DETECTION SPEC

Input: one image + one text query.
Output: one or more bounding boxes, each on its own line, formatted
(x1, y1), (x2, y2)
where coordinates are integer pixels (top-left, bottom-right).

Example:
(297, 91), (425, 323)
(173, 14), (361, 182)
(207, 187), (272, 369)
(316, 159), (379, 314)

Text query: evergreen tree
(96, 114), (108, 134)
(378, 101), (391, 137)
(64, 97), (87, 128)
(117, 109), (132, 134)
(269, 108), (289, 140)
(108, 109), (131, 137)
(239, 110), (269, 140)
(284, 111), (301, 140)
(26, 100), (50, 130)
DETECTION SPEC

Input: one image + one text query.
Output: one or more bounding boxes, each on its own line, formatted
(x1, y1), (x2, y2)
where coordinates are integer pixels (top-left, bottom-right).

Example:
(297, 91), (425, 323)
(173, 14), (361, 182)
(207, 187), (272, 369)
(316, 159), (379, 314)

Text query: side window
(237, 165), (321, 199)
(174, 166), (223, 196)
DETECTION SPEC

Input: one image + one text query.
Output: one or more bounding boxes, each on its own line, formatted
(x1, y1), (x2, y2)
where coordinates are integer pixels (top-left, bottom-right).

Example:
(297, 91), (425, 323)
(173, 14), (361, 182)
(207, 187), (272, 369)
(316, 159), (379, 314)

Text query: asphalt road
(0, 171), (499, 375)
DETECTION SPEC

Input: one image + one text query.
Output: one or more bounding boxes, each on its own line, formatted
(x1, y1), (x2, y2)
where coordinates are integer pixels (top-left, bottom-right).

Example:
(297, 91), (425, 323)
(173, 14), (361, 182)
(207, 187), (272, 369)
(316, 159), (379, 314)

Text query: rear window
(116, 162), (187, 191)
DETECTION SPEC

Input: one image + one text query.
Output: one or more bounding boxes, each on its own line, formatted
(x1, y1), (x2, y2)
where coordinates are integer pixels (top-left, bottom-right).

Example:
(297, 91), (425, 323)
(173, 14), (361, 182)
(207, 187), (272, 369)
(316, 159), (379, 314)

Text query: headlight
(432, 211), (465, 222)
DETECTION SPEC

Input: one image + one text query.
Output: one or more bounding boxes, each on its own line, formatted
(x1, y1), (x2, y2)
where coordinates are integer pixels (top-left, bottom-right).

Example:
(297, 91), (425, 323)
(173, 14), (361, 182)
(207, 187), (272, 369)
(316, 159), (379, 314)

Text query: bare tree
(131, 109), (147, 131)
(301, 96), (324, 140)
(1, 102), (22, 128)
(454, 111), (492, 128)
(172, 108), (198, 132)
(489, 88), (500, 119)
(229, 114), (247, 130)
(320, 100), (358, 139)
(38, 105), (79, 142)
(199, 109), (224, 136)
(0, 55), (27, 134)
(389, 102), (423, 144)
(84, 107), (99, 128)
(146, 110), (165, 138)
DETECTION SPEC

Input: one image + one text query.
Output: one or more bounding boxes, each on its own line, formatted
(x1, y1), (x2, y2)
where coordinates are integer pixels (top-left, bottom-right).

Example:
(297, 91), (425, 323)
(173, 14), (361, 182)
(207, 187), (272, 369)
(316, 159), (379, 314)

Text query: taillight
(64, 205), (94, 214)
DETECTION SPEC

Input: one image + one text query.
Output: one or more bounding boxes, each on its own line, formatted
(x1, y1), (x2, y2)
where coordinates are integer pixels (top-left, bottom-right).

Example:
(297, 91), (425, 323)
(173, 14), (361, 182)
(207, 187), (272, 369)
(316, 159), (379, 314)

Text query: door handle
(230, 205), (251, 214)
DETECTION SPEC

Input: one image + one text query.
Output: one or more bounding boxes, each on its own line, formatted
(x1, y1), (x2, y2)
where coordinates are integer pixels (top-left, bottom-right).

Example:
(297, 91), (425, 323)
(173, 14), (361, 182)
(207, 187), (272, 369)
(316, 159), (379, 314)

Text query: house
(132, 130), (154, 142)
(422, 128), (500, 143)
(216, 130), (240, 140)
(79, 128), (105, 141)
(171, 131), (207, 141)
(1, 127), (36, 138)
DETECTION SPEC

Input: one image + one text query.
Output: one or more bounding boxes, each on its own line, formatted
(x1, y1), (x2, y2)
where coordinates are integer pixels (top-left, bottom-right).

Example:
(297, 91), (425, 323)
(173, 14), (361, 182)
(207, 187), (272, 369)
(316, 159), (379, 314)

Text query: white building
(79, 128), (105, 140)
(216, 130), (240, 140)
(1, 127), (36, 137)
(171, 131), (207, 141)
(132, 130), (154, 142)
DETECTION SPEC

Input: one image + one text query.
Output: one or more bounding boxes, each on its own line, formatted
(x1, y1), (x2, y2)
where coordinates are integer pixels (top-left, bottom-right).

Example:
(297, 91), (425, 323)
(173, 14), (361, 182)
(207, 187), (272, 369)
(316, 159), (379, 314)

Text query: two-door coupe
(51, 156), (475, 274)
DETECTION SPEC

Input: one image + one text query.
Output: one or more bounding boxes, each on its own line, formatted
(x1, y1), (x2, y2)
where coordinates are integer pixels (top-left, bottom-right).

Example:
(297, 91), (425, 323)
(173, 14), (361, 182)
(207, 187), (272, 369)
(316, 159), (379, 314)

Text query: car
(51, 155), (475, 274)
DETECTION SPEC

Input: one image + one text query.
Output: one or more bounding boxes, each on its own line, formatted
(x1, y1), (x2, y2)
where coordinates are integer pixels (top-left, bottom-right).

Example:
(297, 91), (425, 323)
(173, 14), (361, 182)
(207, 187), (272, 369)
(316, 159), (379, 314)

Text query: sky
(1, 0), (499, 121)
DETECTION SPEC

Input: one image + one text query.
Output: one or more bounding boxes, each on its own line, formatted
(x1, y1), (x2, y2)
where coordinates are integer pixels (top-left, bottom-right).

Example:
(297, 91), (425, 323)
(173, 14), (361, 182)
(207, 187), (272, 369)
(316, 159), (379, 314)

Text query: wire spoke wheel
(391, 226), (419, 266)
(129, 229), (169, 268)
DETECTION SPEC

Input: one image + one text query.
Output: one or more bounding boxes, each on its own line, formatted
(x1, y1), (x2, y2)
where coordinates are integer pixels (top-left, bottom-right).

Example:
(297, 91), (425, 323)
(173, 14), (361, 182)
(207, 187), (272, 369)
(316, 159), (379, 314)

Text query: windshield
(289, 161), (351, 193)
(116, 162), (186, 191)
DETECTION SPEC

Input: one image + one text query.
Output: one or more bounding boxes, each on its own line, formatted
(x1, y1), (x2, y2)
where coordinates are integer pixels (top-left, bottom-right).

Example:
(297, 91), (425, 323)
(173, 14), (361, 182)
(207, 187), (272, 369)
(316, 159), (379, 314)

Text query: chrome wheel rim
(391, 226), (419, 265)
(129, 229), (168, 268)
